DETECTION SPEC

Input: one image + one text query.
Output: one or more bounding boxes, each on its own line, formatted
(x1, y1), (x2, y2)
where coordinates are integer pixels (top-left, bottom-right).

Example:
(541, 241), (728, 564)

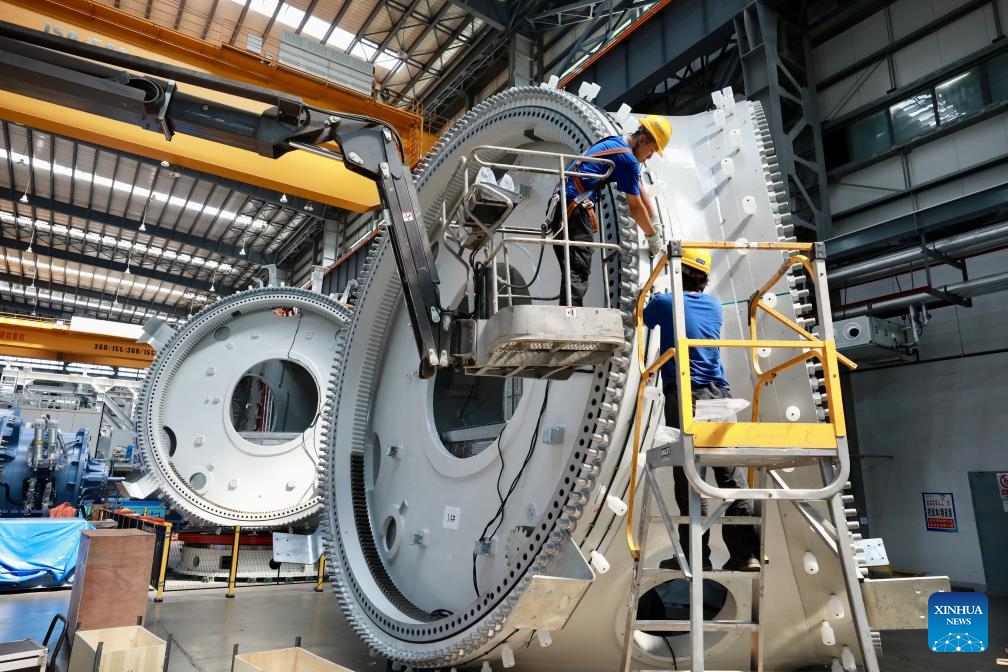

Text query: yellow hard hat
(681, 247), (712, 274)
(639, 115), (672, 156)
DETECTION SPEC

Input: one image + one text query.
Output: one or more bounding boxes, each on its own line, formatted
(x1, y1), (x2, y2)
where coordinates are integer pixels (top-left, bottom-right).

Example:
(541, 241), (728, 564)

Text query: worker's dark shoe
(723, 556), (762, 572)
(659, 557), (713, 571)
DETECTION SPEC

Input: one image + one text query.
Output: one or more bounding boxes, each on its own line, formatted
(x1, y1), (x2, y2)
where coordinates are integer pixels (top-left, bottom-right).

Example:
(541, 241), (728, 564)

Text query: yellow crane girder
(0, 316), (155, 369)
(0, 0), (437, 212)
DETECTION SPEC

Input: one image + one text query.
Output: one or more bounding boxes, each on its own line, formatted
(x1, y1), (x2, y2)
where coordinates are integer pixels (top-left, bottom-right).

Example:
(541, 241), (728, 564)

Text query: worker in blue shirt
(550, 116), (672, 306)
(642, 248), (761, 571)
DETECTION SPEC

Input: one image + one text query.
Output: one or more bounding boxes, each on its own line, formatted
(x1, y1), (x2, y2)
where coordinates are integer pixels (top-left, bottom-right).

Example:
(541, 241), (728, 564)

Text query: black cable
(286, 311), (304, 360)
(486, 382), (551, 543)
(473, 421), (510, 597)
(663, 636), (678, 669)
(495, 244), (546, 290)
(472, 382), (551, 597)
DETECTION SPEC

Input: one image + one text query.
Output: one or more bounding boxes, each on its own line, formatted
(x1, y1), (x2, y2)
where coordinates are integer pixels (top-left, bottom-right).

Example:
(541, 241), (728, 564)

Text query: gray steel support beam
(0, 186), (271, 266)
(321, 217), (341, 267)
(448, 0), (512, 32)
(825, 183), (1008, 263)
(561, 0), (749, 109)
(0, 233), (214, 293)
(0, 272), (178, 320)
(736, 1), (831, 238)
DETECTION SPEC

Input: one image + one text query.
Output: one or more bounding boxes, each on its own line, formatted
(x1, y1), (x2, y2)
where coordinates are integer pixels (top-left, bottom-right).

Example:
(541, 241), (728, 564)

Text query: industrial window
(847, 111), (892, 163)
(889, 93), (937, 144)
(989, 52), (1008, 103)
(826, 49), (1008, 173)
(936, 69), (984, 124)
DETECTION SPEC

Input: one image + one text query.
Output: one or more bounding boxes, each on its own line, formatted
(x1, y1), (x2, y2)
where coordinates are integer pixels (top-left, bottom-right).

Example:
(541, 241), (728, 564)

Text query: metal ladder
(620, 240), (879, 672)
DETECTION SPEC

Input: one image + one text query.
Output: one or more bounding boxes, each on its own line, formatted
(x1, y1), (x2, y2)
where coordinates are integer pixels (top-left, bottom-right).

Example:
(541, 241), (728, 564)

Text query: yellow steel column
(154, 522), (172, 603)
(226, 526), (241, 598)
(314, 555), (326, 593)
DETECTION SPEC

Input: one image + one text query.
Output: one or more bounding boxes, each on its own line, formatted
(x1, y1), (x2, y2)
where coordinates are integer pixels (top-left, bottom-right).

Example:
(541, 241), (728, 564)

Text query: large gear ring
(135, 287), (349, 527)
(320, 86), (644, 667)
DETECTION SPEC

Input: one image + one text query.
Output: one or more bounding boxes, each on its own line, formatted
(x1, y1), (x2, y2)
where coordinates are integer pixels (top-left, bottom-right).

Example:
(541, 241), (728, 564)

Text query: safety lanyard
(567, 141), (633, 212)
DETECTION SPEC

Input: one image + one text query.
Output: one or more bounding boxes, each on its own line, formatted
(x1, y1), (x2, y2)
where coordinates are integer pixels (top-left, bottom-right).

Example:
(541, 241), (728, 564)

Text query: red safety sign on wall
(997, 472), (1008, 499)
(922, 492), (957, 532)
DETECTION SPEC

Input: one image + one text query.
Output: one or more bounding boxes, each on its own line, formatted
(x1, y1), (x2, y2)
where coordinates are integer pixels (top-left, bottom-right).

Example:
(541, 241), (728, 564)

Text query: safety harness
(560, 137), (634, 232)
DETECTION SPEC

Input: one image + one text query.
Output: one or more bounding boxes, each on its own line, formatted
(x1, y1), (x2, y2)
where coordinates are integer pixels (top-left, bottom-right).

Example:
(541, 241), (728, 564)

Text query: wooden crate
(67, 626), (165, 672)
(0, 639), (46, 672)
(67, 529), (155, 640)
(233, 647), (355, 672)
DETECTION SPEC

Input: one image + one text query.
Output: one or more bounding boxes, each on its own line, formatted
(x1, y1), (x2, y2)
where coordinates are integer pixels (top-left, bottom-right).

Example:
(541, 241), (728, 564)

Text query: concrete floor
(0, 584), (1005, 671)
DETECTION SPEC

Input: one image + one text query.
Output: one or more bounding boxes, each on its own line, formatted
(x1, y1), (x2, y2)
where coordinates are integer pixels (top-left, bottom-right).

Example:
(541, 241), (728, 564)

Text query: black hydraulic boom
(0, 21), (444, 377)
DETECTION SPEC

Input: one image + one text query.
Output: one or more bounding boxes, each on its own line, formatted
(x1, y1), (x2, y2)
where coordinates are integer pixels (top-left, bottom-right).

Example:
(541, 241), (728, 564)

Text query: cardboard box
(68, 626), (165, 672)
(233, 647), (354, 672)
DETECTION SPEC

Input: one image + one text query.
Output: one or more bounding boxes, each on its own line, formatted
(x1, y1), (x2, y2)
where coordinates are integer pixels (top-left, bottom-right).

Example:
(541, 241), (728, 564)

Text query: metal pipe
(830, 220), (1008, 285)
(835, 269), (1008, 318)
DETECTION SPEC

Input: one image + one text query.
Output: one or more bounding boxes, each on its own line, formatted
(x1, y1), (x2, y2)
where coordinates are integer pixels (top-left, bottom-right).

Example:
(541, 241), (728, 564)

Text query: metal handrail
(443, 144), (624, 308)
(625, 239), (859, 553)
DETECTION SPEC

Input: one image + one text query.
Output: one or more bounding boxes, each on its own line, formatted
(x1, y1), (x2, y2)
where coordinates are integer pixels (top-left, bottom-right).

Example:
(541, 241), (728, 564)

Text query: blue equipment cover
(0, 518), (94, 587)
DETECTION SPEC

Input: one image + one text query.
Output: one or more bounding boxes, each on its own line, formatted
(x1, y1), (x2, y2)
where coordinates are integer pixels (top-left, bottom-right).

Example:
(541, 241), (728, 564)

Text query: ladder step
(655, 515), (762, 525)
(693, 447), (837, 468)
(634, 619), (758, 632)
(639, 569), (761, 582)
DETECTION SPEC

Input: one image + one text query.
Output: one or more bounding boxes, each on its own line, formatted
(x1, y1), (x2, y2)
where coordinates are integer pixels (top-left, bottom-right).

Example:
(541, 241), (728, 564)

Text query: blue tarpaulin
(0, 518), (94, 587)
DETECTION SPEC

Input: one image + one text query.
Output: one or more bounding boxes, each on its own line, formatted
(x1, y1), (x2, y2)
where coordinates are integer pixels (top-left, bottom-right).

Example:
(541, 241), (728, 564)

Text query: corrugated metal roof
(0, 0), (565, 331)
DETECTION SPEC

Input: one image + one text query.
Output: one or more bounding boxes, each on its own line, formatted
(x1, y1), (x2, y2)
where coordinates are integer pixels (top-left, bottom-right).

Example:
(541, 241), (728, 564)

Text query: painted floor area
(0, 585), (1004, 670)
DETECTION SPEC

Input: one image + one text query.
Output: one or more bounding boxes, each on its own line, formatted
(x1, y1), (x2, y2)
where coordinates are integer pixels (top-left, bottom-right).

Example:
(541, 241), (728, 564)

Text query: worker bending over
(550, 115), (672, 306)
(643, 248), (761, 571)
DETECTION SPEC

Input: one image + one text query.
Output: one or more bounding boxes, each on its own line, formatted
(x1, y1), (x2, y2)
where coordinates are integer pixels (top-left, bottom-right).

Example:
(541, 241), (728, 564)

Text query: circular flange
(320, 87), (643, 667)
(136, 287), (349, 527)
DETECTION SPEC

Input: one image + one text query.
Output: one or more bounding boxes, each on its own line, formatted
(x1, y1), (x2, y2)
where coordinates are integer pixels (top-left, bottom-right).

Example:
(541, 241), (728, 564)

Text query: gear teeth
(318, 85), (641, 668)
(135, 287), (348, 527)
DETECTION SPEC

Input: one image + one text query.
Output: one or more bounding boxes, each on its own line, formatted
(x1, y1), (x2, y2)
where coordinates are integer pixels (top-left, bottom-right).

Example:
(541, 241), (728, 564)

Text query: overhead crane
(0, 315), (155, 368)
(0, 0), (437, 211)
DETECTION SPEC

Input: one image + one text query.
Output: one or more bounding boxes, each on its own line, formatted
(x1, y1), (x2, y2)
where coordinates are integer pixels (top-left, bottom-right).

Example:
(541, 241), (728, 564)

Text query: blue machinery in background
(0, 409), (130, 515)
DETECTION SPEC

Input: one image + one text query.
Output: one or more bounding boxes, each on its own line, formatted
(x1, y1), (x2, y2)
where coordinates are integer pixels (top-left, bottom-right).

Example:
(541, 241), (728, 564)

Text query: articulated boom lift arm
(0, 21), (444, 377)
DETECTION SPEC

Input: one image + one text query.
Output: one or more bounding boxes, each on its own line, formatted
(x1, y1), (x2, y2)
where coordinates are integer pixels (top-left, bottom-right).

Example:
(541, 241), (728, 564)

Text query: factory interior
(0, 0), (1006, 670)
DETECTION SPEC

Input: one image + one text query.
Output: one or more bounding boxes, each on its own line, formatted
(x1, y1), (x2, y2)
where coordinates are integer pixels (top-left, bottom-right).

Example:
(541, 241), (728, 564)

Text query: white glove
(646, 229), (664, 257)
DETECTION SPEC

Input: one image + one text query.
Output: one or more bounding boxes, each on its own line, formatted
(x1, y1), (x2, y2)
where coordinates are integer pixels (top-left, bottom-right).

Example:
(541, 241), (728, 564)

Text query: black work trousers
(550, 201), (594, 307)
(663, 381), (760, 565)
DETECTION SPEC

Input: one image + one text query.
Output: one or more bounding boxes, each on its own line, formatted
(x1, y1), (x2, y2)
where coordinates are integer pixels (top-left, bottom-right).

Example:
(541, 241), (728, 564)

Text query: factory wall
(841, 251), (1008, 590)
(815, 0), (1008, 235)
(814, 0), (1008, 589)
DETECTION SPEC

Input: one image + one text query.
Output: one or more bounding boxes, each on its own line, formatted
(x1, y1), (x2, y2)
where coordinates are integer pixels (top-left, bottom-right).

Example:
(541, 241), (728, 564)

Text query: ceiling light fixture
(209, 272), (216, 292)
(280, 193), (288, 204)
(18, 143), (31, 205)
(239, 232), (247, 256)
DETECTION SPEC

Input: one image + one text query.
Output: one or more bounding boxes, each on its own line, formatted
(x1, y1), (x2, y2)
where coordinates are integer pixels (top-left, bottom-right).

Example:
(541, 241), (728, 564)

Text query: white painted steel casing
(134, 288), (349, 527)
(319, 87), (872, 671)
